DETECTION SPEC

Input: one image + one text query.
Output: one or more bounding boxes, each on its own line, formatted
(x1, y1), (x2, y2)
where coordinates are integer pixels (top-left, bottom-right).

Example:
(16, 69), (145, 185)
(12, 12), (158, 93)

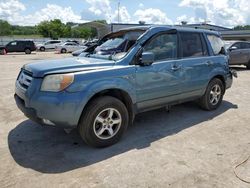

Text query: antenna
(118, 1), (120, 23)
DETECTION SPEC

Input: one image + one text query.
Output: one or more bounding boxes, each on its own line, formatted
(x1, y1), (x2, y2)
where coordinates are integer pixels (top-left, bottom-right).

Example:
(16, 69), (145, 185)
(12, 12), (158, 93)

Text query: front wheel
(78, 96), (129, 147)
(199, 78), (224, 111)
(25, 48), (31, 54)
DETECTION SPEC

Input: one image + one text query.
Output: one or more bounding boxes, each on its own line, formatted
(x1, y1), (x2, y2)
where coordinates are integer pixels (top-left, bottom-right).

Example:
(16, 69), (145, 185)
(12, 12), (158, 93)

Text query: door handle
(171, 65), (182, 71)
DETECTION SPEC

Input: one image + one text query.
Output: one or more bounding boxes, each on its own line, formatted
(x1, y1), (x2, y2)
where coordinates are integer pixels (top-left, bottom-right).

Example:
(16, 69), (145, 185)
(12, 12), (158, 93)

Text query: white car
(37, 40), (62, 51)
(55, 42), (86, 53)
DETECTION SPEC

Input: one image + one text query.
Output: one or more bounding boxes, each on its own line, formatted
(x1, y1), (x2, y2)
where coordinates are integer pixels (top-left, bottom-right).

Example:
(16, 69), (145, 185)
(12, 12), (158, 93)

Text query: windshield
(82, 30), (147, 61)
(100, 38), (125, 48)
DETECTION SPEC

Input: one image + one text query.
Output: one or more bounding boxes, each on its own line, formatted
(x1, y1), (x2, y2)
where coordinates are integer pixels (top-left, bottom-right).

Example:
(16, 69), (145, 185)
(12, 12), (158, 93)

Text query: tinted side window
(231, 42), (241, 49)
(207, 35), (225, 55)
(241, 43), (250, 49)
(9, 41), (17, 46)
(52, 41), (61, 44)
(143, 33), (177, 61)
(180, 32), (205, 58)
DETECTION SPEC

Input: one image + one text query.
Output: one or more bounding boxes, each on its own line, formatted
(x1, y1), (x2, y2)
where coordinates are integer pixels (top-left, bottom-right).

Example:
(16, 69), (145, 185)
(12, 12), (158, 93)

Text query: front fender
(68, 75), (136, 125)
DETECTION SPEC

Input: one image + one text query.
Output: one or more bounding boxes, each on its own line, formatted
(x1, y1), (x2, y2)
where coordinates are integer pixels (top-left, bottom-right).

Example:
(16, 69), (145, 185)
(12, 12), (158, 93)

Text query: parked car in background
(72, 49), (86, 56)
(55, 42), (86, 53)
(72, 42), (100, 56)
(66, 40), (80, 44)
(36, 40), (62, 51)
(0, 40), (36, 54)
(14, 26), (235, 147)
(225, 41), (250, 69)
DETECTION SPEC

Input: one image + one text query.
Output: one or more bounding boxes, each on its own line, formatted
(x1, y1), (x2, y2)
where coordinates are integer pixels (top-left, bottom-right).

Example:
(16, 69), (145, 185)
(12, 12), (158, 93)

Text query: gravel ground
(0, 52), (249, 188)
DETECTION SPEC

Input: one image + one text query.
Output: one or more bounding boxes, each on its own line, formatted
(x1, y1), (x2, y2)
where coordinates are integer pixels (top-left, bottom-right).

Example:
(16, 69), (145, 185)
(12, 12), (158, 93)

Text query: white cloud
(179, 0), (250, 27)
(111, 6), (131, 23)
(26, 4), (82, 25)
(86, 0), (111, 17)
(134, 8), (173, 25)
(0, 0), (25, 22)
(0, 0), (82, 25)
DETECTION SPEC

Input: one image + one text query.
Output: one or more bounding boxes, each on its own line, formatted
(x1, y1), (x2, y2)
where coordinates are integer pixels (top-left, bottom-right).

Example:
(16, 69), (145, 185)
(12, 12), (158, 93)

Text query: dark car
(225, 41), (250, 69)
(0, 40), (36, 54)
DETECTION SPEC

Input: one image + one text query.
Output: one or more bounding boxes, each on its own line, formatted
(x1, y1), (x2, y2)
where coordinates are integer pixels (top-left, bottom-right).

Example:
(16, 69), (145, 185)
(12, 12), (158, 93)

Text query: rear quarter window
(207, 35), (224, 55)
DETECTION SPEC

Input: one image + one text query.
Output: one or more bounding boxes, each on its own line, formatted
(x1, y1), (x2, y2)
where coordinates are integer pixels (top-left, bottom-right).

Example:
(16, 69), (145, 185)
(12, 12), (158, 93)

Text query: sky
(0, 0), (250, 28)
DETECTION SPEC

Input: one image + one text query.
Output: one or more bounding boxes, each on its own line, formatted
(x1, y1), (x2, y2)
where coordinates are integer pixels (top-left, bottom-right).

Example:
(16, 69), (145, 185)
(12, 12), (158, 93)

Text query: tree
(37, 19), (71, 39)
(0, 20), (11, 36)
(234, 25), (250, 30)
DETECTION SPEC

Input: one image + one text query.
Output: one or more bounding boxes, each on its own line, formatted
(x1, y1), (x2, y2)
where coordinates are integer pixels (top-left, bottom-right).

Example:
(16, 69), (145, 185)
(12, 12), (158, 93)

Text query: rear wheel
(78, 96), (129, 147)
(61, 48), (67, 53)
(199, 78), (224, 111)
(40, 47), (45, 51)
(25, 48), (31, 54)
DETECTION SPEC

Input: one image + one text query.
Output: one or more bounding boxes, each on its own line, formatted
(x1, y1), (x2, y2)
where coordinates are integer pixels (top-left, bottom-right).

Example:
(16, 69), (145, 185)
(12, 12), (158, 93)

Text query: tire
(246, 61), (250, 70)
(25, 48), (31, 54)
(61, 48), (67, 53)
(199, 78), (225, 111)
(40, 47), (45, 51)
(78, 96), (129, 147)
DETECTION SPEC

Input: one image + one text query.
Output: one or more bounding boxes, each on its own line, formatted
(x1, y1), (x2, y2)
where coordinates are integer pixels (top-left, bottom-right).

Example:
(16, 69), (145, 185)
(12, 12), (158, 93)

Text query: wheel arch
(78, 88), (135, 126)
(211, 75), (226, 93)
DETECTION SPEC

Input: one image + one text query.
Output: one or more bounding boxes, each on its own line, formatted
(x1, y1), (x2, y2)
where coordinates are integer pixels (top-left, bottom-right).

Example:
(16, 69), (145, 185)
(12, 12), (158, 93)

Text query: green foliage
(234, 25), (250, 30)
(71, 26), (97, 38)
(0, 20), (11, 35)
(37, 19), (71, 39)
(0, 19), (101, 39)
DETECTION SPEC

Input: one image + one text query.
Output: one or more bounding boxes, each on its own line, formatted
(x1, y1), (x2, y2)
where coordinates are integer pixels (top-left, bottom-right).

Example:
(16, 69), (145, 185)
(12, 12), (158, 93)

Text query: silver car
(225, 41), (250, 69)
(55, 42), (86, 53)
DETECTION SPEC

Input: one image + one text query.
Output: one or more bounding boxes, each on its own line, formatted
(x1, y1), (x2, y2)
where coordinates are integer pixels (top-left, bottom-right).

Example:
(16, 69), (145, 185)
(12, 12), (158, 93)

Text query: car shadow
(8, 101), (238, 174)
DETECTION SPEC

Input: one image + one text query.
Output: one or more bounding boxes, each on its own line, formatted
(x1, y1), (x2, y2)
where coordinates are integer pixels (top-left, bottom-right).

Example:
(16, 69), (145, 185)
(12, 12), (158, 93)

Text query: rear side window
(241, 43), (250, 49)
(143, 33), (177, 61)
(207, 35), (224, 55)
(180, 32), (205, 58)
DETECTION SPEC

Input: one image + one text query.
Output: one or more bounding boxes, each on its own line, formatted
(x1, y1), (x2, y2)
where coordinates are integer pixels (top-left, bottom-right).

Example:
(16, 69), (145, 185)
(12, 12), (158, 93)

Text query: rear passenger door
(177, 32), (212, 98)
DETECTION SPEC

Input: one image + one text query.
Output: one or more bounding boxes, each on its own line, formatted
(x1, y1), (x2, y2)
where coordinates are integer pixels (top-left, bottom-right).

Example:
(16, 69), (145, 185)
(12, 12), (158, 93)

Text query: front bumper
(14, 94), (45, 125)
(14, 77), (85, 128)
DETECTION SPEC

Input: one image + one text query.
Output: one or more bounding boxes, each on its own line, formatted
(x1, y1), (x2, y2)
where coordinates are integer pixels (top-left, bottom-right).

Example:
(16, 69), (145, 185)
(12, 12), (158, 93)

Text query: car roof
(12, 40), (34, 42)
(117, 25), (220, 35)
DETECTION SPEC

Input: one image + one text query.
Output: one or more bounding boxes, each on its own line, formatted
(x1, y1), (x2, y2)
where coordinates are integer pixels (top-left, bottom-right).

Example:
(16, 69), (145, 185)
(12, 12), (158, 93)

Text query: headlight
(41, 73), (74, 92)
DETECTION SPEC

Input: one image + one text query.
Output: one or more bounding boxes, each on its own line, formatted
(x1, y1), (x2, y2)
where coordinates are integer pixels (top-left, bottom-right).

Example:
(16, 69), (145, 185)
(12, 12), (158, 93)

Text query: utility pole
(118, 1), (120, 23)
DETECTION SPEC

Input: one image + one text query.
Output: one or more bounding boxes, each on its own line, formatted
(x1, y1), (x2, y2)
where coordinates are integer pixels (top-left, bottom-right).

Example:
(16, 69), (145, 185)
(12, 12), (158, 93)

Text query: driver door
(6, 41), (18, 52)
(135, 32), (183, 110)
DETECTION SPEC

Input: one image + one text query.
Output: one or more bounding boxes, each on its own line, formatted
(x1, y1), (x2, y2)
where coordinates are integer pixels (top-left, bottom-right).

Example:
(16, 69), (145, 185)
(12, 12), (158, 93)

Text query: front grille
(17, 70), (33, 91)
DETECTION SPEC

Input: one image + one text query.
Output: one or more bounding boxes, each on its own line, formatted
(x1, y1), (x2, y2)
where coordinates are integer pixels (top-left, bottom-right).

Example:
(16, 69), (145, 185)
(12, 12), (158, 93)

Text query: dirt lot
(0, 52), (249, 188)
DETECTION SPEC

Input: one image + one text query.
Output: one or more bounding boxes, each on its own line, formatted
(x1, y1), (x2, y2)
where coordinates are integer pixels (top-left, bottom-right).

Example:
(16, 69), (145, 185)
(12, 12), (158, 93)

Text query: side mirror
(229, 46), (237, 51)
(140, 52), (154, 66)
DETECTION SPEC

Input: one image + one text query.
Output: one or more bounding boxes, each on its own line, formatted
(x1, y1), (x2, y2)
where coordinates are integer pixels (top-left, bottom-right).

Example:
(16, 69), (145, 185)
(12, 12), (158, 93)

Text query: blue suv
(14, 26), (234, 147)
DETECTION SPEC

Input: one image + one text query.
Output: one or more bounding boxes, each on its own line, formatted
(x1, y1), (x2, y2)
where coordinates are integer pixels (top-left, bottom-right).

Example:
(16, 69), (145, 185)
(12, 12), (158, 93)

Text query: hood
(24, 57), (115, 77)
